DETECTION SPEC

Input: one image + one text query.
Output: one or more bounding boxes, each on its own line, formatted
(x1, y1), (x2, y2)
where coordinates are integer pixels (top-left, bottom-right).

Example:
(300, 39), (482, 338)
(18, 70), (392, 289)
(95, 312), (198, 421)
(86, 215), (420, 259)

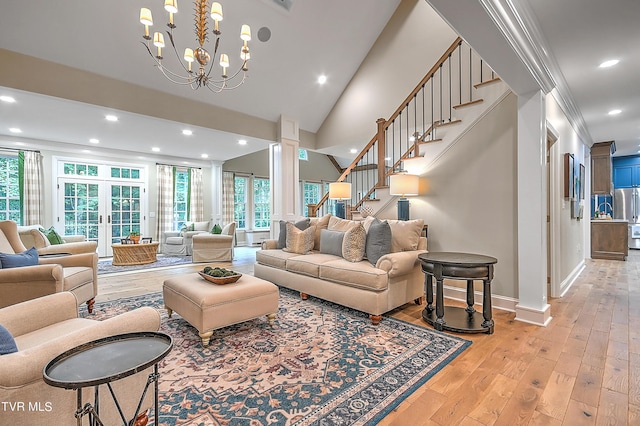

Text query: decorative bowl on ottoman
(198, 266), (242, 284)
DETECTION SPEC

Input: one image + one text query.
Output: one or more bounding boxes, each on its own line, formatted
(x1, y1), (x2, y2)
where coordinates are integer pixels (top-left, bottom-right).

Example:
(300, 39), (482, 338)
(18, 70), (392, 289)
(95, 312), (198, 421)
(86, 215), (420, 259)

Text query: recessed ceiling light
(201, 153), (209, 159)
(350, 148), (357, 154)
(0, 96), (16, 103)
(238, 139), (247, 145)
(89, 138), (99, 144)
(9, 128), (22, 133)
(151, 147), (160, 152)
(105, 114), (118, 122)
(318, 75), (327, 85)
(608, 109), (622, 115)
(599, 59), (619, 68)
(182, 129), (193, 136)
(82, 150), (91, 154)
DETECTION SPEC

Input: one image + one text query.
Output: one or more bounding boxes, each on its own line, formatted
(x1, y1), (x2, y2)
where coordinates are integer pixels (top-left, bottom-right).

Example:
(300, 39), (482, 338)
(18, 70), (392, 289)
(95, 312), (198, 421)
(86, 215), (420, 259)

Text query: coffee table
(111, 242), (159, 266)
(43, 331), (172, 426)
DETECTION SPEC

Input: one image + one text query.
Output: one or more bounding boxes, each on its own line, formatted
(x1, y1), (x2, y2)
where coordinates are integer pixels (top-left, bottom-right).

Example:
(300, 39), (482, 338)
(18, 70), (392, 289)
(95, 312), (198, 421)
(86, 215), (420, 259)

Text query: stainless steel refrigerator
(614, 188), (640, 249)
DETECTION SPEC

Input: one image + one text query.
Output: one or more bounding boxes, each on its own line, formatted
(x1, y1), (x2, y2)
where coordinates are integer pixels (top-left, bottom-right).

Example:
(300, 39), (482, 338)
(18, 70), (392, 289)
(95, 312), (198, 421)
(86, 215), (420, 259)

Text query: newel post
(376, 118), (386, 188)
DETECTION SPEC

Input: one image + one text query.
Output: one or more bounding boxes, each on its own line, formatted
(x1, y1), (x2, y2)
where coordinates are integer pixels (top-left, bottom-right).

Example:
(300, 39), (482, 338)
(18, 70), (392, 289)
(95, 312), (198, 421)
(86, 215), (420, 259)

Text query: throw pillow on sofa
(0, 324), (18, 355)
(0, 247), (39, 269)
(39, 226), (65, 245)
(342, 223), (366, 262)
(283, 222), (314, 254)
(387, 219), (424, 252)
(328, 216), (360, 232)
(319, 229), (344, 257)
(365, 218), (392, 265)
(277, 218), (310, 249)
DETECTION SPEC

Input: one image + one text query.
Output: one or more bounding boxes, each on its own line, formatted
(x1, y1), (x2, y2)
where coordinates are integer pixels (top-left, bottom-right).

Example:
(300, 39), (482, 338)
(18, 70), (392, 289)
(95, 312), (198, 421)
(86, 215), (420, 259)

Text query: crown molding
(478, 0), (594, 146)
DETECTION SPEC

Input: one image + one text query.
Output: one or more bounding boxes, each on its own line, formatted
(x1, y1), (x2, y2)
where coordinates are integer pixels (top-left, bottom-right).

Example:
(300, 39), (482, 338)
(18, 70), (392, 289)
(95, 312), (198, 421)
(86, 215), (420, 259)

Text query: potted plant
(129, 231), (140, 244)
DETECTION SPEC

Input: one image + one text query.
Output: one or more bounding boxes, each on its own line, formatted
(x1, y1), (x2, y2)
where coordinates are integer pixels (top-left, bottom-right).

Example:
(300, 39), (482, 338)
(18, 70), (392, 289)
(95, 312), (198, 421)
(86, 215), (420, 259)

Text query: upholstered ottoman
(163, 273), (279, 346)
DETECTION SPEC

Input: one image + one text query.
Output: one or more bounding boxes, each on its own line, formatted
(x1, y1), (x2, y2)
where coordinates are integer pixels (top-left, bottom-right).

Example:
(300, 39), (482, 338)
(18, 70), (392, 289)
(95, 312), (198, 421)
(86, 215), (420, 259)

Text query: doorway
(546, 123), (560, 297)
(54, 159), (147, 257)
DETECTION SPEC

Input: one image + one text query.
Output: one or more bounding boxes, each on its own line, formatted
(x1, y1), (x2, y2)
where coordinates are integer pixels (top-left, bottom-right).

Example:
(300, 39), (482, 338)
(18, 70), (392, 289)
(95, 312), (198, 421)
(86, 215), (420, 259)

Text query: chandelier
(139, 0), (251, 93)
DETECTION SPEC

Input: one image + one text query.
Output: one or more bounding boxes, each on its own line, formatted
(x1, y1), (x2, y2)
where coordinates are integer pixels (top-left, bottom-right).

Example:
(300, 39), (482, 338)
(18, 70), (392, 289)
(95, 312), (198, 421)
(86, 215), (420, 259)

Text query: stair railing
(311, 36), (498, 216)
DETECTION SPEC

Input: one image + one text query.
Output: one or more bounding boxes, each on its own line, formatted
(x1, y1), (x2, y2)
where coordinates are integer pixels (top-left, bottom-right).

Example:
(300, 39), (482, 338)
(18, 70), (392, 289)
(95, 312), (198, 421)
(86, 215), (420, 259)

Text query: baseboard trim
(441, 285), (552, 326)
(559, 260), (585, 297)
(514, 303), (552, 327)
(442, 285), (517, 312)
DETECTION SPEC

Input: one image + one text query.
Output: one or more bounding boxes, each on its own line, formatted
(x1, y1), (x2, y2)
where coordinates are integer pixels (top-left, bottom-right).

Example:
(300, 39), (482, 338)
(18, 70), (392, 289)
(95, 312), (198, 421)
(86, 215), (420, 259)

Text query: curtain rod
(155, 162), (202, 170)
(0, 147), (41, 154)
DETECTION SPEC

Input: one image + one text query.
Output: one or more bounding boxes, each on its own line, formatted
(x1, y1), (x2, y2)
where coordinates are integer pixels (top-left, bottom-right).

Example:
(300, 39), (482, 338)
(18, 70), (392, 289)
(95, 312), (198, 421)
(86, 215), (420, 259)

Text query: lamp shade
(329, 182), (351, 200)
(389, 173), (419, 197)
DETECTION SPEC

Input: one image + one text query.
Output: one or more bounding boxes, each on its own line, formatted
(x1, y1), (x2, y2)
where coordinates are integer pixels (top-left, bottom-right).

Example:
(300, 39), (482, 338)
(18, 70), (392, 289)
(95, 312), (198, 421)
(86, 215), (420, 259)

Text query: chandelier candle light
(139, 0), (251, 92)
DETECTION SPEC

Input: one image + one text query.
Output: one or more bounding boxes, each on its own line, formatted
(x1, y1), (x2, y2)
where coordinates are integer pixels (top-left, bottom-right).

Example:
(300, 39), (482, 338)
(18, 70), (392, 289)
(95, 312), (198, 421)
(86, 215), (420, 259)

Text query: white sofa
(254, 215), (427, 324)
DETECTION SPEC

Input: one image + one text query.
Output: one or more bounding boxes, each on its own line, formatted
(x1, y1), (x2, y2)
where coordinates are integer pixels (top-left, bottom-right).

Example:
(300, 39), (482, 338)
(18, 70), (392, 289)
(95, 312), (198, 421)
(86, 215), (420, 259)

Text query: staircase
(311, 38), (511, 219)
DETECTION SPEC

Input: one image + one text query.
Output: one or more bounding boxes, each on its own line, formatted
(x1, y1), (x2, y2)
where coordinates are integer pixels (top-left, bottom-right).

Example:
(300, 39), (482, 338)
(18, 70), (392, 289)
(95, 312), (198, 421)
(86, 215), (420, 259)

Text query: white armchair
(192, 222), (237, 262)
(160, 221), (210, 256)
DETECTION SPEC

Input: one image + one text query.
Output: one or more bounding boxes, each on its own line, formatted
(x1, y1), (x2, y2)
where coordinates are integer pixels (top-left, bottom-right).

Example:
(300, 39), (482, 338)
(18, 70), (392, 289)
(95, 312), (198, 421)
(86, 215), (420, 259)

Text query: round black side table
(44, 331), (173, 426)
(418, 252), (497, 334)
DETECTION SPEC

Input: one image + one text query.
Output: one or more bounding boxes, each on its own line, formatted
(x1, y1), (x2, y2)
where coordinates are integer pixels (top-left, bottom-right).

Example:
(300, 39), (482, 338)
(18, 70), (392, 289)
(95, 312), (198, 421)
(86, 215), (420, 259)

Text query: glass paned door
(61, 179), (102, 253)
(109, 183), (142, 247)
(59, 179), (145, 257)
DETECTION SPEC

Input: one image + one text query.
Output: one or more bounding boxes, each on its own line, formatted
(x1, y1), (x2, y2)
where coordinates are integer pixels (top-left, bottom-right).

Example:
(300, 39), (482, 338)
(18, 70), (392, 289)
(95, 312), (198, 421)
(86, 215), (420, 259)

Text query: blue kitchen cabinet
(613, 156), (640, 188)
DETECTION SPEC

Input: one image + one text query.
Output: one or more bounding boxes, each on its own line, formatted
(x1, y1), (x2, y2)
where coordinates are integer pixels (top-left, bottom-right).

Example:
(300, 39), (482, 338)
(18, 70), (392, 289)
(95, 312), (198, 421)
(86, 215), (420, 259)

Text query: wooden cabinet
(591, 221), (628, 261)
(591, 141), (616, 195)
(592, 141), (615, 194)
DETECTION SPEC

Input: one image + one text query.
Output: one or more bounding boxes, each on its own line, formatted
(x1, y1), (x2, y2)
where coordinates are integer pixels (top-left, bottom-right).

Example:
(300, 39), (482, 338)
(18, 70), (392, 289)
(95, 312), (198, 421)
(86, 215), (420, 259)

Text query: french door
(55, 160), (147, 257)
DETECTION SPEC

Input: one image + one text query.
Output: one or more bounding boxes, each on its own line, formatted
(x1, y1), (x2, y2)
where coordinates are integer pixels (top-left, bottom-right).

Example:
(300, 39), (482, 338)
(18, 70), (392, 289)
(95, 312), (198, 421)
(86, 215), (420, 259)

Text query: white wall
(315, 0), (457, 152)
(379, 93), (518, 299)
(546, 93), (589, 279)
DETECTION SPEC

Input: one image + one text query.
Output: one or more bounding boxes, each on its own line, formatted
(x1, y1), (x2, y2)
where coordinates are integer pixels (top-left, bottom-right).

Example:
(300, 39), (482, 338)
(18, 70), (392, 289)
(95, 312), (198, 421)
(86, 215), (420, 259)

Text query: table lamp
(329, 182), (351, 219)
(389, 172), (419, 221)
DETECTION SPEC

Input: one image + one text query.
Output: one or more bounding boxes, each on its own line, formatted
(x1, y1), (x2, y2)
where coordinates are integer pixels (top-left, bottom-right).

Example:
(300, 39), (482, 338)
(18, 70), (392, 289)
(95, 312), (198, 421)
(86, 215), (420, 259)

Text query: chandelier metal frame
(140, 0), (251, 93)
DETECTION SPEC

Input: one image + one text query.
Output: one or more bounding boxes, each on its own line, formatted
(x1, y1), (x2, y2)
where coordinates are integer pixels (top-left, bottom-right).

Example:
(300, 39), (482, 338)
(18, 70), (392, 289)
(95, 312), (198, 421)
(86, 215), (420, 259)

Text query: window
(233, 175), (270, 230)
(64, 162), (99, 177)
(0, 156), (20, 222)
(302, 181), (322, 217)
(173, 169), (189, 230)
(299, 149), (308, 161)
(254, 178), (270, 228)
(234, 176), (248, 229)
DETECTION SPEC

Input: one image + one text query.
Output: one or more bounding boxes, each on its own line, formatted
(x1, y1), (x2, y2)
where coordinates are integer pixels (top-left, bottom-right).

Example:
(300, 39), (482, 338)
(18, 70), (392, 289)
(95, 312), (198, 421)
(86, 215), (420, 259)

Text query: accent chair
(0, 292), (161, 426)
(192, 222), (237, 262)
(0, 220), (98, 313)
(160, 220), (210, 256)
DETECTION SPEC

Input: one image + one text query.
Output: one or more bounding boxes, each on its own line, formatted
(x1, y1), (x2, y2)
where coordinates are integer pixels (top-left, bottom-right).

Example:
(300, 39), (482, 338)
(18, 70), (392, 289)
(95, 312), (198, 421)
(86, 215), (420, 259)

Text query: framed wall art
(564, 153), (574, 199)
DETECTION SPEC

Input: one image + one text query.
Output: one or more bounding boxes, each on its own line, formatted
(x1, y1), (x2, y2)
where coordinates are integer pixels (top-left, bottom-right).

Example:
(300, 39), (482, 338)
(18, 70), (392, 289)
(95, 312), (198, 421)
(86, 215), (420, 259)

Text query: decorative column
(269, 115), (300, 238)
(209, 160), (224, 225)
(516, 89), (551, 326)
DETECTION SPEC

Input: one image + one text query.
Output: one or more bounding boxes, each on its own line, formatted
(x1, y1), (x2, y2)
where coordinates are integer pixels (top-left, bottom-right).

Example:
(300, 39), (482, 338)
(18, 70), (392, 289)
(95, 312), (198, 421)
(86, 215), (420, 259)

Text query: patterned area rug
(97, 255), (192, 275)
(86, 288), (471, 425)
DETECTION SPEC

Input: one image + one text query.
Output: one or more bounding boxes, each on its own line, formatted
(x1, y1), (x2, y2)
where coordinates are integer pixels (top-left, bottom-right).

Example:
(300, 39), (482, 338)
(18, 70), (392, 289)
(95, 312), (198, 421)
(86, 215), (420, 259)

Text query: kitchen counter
(591, 220), (628, 261)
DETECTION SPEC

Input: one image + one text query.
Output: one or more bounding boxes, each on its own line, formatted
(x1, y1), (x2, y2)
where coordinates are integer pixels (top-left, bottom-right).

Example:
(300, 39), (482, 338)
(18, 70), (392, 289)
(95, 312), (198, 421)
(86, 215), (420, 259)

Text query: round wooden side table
(418, 252), (497, 334)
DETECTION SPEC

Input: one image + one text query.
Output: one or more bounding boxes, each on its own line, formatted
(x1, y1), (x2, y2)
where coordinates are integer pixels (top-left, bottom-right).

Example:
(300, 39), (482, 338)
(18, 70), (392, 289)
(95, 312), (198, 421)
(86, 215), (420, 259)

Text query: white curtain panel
(189, 167), (204, 222)
(222, 171), (235, 225)
(22, 150), (44, 225)
(156, 164), (174, 239)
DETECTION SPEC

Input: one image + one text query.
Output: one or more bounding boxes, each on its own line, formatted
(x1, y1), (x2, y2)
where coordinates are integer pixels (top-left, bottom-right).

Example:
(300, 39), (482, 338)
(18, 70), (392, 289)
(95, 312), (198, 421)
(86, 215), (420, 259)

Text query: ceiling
(1, 0), (639, 162)
(0, 0), (400, 163)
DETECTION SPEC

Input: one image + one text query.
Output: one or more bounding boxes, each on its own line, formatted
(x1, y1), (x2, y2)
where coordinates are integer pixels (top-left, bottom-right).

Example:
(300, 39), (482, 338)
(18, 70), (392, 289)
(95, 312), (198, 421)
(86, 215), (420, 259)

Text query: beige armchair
(192, 222), (237, 262)
(0, 220), (98, 313)
(0, 292), (161, 426)
(161, 220), (210, 256)
(17, 224), (98, 255)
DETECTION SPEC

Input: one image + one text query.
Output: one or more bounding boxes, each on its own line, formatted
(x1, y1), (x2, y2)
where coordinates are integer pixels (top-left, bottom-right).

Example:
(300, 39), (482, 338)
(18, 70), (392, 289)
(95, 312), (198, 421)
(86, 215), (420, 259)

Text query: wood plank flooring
(96, 247), (639, 425)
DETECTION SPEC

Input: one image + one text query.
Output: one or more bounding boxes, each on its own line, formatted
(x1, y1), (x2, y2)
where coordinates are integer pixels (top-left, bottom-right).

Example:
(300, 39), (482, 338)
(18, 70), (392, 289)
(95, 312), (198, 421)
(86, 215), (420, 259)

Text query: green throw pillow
(211, 224), (222, 234)
(39, 227), (65, 245)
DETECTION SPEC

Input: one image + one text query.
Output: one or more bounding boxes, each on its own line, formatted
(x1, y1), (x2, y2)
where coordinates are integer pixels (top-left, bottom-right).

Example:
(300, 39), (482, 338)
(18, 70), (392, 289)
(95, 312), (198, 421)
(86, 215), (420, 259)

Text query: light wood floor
(97, 248), (639, 425)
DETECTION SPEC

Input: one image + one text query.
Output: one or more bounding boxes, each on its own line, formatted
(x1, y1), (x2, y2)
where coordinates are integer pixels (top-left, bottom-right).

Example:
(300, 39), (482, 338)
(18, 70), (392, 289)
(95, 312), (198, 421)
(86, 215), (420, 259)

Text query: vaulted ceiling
(1, 0), (639, 163)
